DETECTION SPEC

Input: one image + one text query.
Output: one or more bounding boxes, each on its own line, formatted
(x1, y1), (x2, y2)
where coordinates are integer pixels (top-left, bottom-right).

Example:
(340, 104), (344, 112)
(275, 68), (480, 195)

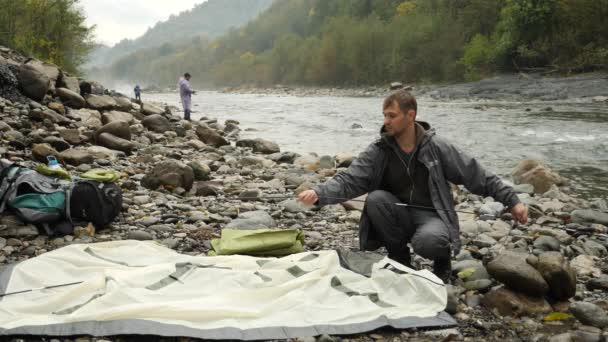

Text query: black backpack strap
(0, 164), (24, 212)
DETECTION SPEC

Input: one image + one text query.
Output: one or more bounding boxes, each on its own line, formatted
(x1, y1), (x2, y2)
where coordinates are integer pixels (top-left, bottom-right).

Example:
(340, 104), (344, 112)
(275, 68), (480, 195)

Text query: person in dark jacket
(298, 90), (528, 283)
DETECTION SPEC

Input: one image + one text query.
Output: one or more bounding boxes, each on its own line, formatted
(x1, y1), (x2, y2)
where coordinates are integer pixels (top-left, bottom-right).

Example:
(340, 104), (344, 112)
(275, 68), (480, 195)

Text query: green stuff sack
(80, 169), (120, 182)
(210, 229), (305, 256)
(35, 164), (71, 180)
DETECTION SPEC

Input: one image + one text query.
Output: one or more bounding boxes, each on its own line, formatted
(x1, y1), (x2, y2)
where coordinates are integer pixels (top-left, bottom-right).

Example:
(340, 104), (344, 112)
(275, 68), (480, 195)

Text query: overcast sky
(80, 0), (206, 46)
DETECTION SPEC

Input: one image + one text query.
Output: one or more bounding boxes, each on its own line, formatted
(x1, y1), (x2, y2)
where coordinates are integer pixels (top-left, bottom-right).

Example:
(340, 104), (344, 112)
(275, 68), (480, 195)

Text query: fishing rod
(233, 195), (478, 215)
(0, 281), (83, 298)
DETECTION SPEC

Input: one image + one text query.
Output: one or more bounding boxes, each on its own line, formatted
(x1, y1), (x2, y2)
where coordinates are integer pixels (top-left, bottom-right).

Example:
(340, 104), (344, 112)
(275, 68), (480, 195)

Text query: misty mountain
(85, 0), (274, 69)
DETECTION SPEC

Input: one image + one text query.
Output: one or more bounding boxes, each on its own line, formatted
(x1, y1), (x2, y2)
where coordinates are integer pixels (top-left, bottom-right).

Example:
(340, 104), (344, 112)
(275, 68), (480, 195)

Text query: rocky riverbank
(1, 45), (608, 342)
(221, 73), (608, 103)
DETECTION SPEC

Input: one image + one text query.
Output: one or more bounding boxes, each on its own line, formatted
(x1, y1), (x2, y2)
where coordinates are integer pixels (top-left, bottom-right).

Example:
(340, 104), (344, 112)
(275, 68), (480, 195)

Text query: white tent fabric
(0, 240), (455, 339)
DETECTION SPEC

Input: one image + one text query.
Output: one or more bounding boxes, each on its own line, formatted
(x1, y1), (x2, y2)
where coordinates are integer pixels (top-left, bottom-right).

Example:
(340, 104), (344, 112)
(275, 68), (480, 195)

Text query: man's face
(383, 101), (415, 137)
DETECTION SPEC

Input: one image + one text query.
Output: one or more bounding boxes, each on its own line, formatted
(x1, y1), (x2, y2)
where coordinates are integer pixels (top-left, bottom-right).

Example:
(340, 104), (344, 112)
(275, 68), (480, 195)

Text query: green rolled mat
(209, 228), (305, 256)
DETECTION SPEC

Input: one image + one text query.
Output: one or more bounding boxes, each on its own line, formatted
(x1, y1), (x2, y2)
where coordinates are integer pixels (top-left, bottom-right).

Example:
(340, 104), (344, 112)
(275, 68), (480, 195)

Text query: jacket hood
(379, 121), (435, 148)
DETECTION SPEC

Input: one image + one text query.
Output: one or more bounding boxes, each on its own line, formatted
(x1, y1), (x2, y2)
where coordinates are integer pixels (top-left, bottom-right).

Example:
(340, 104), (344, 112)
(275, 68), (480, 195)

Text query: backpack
(0, 161), (123, 235)
(0, 162), (71, 234)
(65, 180), (123, 230)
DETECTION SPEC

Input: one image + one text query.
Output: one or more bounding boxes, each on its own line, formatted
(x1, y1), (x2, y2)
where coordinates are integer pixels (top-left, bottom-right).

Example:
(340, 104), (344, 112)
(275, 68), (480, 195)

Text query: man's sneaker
(432, 258), (452, 284)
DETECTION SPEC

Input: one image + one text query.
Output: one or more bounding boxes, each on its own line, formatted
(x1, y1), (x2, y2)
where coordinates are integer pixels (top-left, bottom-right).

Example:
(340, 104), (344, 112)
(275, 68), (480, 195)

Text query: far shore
(137, 71), (608, 103)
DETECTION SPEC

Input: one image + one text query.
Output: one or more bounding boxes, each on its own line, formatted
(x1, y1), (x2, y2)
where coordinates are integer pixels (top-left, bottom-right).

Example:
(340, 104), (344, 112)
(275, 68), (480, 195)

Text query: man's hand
(511, 203), (528, 224)
(297, 190), (319, 206)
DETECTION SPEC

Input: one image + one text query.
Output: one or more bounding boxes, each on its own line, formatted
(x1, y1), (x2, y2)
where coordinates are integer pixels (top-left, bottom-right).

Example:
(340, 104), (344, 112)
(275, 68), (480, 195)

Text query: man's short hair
(184, 73), (191, 78)
(383, 89), (417, 114)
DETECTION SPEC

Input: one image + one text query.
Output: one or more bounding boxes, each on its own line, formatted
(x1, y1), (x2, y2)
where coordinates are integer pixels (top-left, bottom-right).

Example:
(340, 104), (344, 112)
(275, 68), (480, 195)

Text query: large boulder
(236, 138), (280, 154)
(26, 60), (60, 90)
(141, 160), (194, 191)
(571, 209), (608, 226)
(58, 75), (80, 93)
(486, 251), (549, 297)
(535, 252), (576, 300)
(59, 148), (96, 166)
(87, 146), (125, 162)
(512, 160), (566, 193)
(29, 108), (71, 125)
(57, 128), (85, 145)
(68, 108), (102, 129)
(570, 302), (608, 329)
(15, 64), (49, 101)
(96, 132), (135, 154)
(86, 94), (117, 110)
(56, 87), (86, 109)
(42, 136), (70, 152)
(142, 114), (171, 133)
(196, 125), (229, 147)
(141, 102), (164, 115)
(31, 143), (61, 163)
(113, 96), (133, 111)
(102, 110), (134, 125)
(95, 120), (131, 141)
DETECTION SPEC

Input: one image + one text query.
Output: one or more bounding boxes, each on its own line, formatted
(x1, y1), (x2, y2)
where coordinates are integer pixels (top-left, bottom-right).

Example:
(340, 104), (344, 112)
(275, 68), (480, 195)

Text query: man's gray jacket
(313, 122), (521, 253)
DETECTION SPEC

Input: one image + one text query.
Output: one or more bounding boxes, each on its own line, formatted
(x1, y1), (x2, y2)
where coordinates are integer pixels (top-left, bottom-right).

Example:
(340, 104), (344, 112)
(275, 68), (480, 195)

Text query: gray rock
(69, 108), (102, 129)
(513, 183), (535, 194)
(86, 94), (117, 110)
(281, 199), (310, 213)
(193, 181), (221, 197)
(128, 230), (153, 241)
(141, 102), (164, 115)
(142, 114), (171, 133)
(113, 96), (133, 111)
(319, 155), (335, 169)
(15, 64), (49, 101)
(571, 210), (608, 226)
(586, 275), (608, 291)
(96, 132), (135, 154)
(0, 224), (39, 237)
(101, 110), (134, 125)
(141, 160), (194, 191)
(239, 190), (260, 201)
(536, 252), (576, 300)
(533, 235), (561, 252)
(188, 161), (211, 181)
(95, 120), (131, 141)
(162, 238), (180, 249)
(236, 138), (280, 154)
(471, 233), (497, 248)
(42, 136), (70, 152)
(59, 148), (96, 166)
(225, 210), (275, 230)
(487, 251), (549, 297)
(56, 87), (85, 109)
(479, 201), (504, 217)
(570, 302), (608, 328)
(463, 279), (493, 291)
(196, 125), (229, 147)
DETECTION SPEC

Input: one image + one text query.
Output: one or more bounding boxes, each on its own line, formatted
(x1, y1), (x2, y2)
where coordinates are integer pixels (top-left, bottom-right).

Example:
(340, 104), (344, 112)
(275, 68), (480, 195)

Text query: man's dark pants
(364, 190), (451, 264)
(184, 109), (191, 121)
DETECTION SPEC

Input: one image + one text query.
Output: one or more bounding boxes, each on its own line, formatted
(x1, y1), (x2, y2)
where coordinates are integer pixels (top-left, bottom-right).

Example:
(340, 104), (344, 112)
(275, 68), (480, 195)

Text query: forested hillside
(105, 0), (608, 87)
(85, 0), (274, 69)
(0, 0), (93, 74)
